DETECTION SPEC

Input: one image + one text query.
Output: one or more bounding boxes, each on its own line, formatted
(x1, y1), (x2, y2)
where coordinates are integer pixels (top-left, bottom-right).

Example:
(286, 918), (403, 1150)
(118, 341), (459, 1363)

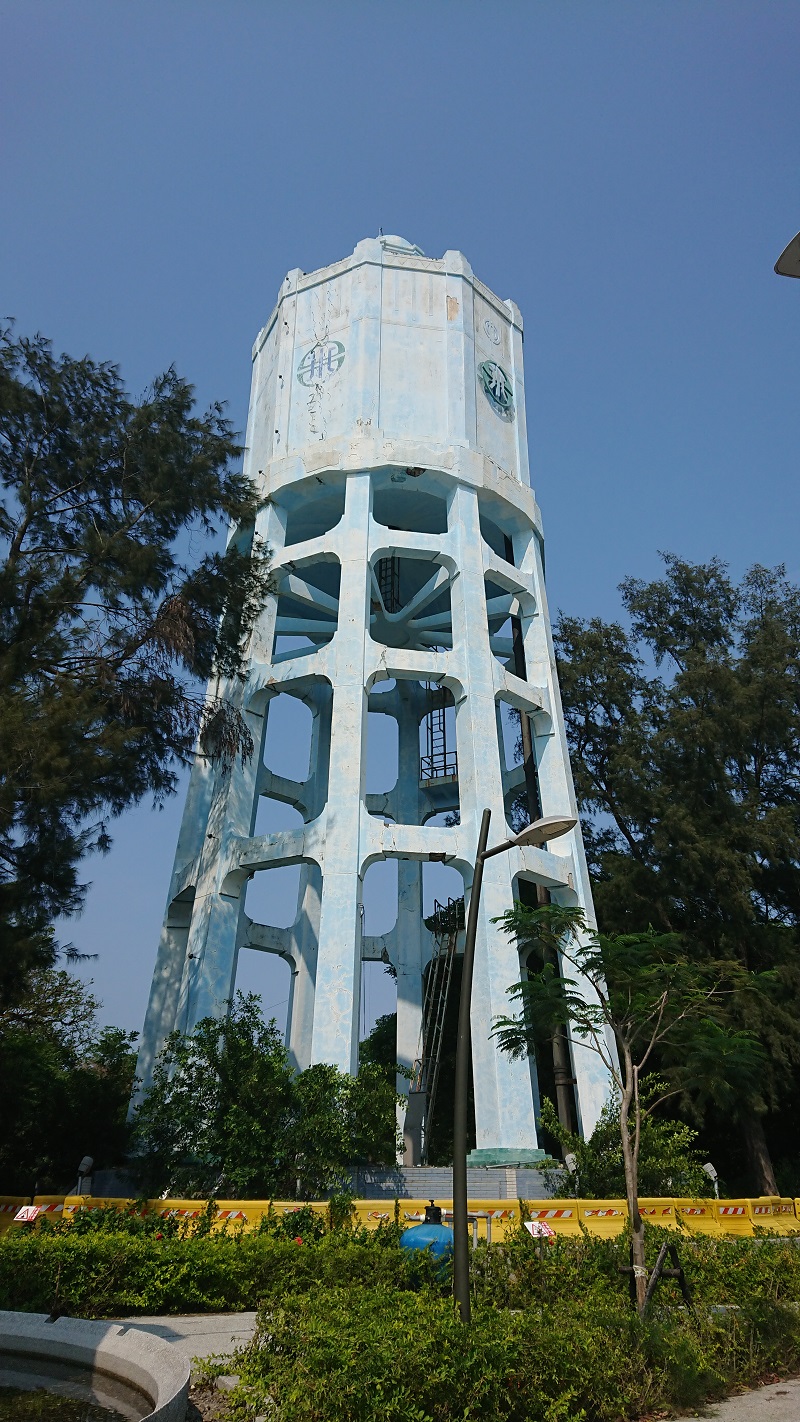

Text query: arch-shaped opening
(485, 575), (515, 668)
(263, 693), (314, 783)
(254, 795), (304, 838)
(477, 491), (533, 568)
(359, 964), (398, 1049)
(480, 510), (515, 564)
(362, 858), (398, 938)
(366, 710), (399, 795)
(245, 863), (302, 930)
(496, 695), (542, 835)
(513, 875), (577, 1155)
(372, 483), (448, 535)
(233, 949), (293, 1036)
(369, 555), (452, 650)
(423, 807), (459, 828)
(419, 870), (472, 1164)
(281, 481), (346, 547)
(273, 558), (341, 662)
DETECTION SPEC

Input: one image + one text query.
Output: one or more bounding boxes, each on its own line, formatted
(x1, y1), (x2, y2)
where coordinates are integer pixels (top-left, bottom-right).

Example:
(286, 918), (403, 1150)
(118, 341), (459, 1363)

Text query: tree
(554, 556), (800, 1191)
(492, 902), (764, 1312)
(536, 1088), (713, 1200)
(0, 969), (137, 1193)
(131, 994), (402, 1199)
(0, 326), (272, 1003)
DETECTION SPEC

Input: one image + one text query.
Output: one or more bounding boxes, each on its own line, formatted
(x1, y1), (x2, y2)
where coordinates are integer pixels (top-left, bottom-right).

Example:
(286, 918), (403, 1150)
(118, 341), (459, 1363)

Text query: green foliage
(537, 1092), (714, 1199)
(0, 1230), (437, 1318)
(208, 1282), (800, 1422)
(0, 969), (136, 1193)
(131, 993), (402, 1199)
(554, 555), (800, 1189)
(493, 903), (765, 1085)
(7, 1220), (800, 1422)
(493, 903), (763, 1204)
(0, 325), (272, 999)
(493, 901), (764, 1307)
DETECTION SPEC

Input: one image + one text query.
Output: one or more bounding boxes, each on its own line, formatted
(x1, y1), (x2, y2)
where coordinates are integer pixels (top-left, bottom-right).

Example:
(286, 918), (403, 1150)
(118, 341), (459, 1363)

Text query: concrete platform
(118, 1314), (257, 1363)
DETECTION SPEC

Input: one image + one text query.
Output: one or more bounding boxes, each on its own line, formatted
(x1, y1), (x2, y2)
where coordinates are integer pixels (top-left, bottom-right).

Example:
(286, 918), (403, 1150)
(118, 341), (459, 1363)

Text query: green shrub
(208, 1286), (800, 1422)
(3, 1220), (800, 1329)
(0, 1231), (438, 1317)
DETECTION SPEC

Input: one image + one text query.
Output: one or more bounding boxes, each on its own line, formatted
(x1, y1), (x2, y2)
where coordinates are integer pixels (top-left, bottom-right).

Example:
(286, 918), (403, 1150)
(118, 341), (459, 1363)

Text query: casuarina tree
(554, 556), (800, 1191)
(0, 326), (272, 1004)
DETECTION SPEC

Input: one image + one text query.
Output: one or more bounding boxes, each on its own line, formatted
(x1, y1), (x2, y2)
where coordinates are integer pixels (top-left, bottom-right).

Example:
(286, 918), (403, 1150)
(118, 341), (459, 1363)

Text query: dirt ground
(187, 1382), (232, 1420)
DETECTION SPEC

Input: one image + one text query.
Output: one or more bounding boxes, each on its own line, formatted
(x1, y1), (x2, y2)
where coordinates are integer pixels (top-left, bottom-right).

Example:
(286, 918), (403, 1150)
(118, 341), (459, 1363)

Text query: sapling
(492, 903), (764, 1312)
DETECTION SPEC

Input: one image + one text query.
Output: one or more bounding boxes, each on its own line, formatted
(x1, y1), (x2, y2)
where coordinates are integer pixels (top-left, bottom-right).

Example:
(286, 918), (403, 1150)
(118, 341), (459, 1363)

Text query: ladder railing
(376, 555), (400, 613)
(420, 681), (458, 782)
(415, 896), (465, 1162)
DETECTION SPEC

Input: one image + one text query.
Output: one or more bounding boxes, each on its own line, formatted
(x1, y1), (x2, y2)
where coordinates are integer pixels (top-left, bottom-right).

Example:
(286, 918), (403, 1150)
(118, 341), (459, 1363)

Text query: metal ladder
(420, 682), (458, 781)
(416, 896), (465, 1161)
(376, 555), (400, 613)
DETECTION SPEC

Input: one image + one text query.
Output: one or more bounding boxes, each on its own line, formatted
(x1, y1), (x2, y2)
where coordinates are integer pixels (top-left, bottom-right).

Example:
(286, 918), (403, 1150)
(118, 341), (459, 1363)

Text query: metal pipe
(452, 807), (491, 1324)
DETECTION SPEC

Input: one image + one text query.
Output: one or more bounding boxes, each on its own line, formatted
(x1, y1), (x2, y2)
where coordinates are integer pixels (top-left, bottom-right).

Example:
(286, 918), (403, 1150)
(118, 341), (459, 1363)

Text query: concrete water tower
(136, 235), (610, 1163)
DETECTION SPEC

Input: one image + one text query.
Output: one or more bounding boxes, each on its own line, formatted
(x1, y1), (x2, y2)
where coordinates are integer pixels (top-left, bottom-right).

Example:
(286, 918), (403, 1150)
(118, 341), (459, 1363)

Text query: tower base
(466, 1147), (550, 1167)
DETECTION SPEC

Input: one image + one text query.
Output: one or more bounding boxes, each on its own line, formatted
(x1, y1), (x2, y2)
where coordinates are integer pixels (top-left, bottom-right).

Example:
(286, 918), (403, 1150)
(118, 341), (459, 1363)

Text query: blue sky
(3, 0), (799, 1036)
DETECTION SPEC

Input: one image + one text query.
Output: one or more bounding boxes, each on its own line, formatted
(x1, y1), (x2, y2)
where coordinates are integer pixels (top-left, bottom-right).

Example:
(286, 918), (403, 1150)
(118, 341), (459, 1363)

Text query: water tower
(136, 235), (610, 1163)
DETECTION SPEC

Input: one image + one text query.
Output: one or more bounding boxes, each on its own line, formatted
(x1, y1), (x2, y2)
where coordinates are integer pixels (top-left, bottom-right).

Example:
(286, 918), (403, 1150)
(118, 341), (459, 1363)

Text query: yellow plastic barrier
(714, 1199), (752, 1236)
(749, 1198), (800, 1233)
(638, 1199), (679, 1230)
(672, 1198), (722, 1235)
(523, 1200), (582, 1236)
(578, 1200), (627, 1237)
(2, 1195), (794, 1240)
(0, 1198), (29, 1236)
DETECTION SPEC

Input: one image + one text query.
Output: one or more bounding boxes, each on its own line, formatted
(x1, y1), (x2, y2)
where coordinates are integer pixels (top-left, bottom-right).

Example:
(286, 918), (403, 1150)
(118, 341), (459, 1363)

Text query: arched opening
(263, 693), (314, 783)
(245, 864), (302, 931)
(272, 558), (341, 662)
(233, 949), (293, 1037)
(372, 482), (448, 535)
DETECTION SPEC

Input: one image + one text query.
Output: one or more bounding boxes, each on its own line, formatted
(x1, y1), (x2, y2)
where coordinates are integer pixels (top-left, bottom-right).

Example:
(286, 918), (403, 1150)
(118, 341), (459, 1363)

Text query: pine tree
(0, 327), (272, 1002)
(555, 556), (800, 1191)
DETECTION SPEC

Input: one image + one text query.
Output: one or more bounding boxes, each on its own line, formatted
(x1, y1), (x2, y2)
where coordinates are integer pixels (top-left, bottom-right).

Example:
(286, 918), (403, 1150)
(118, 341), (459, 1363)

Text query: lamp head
(564, 1152), (578, 1176)
(77, 1155), (94, 1175)
(702, 1161), (718, 1181)
(775, 230), (800, 277)
(513, 815), (577, 849)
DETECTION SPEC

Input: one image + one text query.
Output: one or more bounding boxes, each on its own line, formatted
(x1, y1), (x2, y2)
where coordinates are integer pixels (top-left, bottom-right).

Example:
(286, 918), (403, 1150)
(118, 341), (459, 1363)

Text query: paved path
(117, 1313), (257, 1362)
(119, 1315), (800, 1418)
(694, 1379), (800, 1421)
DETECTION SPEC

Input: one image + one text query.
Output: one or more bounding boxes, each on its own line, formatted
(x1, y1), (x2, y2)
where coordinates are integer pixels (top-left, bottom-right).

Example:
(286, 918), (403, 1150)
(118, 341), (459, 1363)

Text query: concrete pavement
(694, 1379), (800, 1421)
(117, 1313), (257, 1363)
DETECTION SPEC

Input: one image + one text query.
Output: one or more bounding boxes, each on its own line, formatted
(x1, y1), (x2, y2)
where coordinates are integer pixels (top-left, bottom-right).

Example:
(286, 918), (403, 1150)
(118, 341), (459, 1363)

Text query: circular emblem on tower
(478, 359), (514, 418)
(296, 339), (345, 386)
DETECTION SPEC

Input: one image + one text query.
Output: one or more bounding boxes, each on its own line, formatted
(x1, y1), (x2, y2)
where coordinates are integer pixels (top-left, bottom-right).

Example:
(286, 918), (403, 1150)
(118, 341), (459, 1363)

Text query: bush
(0, 1229), (436, 1317)
(209, 1287), (800, 1422)
(4, 1216), (800, 1323)
(536, 1087), (715, 1199)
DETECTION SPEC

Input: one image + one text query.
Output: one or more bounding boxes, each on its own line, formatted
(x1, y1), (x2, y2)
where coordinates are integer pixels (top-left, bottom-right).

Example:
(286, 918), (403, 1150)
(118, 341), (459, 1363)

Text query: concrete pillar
(310, 472), (371, 1072)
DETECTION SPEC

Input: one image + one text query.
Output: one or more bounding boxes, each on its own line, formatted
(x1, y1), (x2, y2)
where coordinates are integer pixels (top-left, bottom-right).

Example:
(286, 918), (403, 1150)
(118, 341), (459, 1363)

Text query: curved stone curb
(0, 1310), (189, 1421)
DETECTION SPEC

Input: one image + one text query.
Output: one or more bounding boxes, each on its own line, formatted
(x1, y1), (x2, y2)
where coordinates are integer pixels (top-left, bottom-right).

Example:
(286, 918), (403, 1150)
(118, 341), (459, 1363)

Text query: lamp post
(452, 808), (578, 1323)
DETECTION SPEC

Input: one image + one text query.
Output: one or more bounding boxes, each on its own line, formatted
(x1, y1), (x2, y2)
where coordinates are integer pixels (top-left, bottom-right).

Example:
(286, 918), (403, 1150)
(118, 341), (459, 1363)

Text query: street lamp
(452, 807), (577, 1322)
(775, 231), (800, 278)
(702, 1161), (720, 1198)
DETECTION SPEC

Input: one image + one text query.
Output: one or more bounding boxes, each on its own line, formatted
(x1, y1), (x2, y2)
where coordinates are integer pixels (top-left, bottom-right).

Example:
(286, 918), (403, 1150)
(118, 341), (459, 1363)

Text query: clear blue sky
(3, 0), (799, 1036)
